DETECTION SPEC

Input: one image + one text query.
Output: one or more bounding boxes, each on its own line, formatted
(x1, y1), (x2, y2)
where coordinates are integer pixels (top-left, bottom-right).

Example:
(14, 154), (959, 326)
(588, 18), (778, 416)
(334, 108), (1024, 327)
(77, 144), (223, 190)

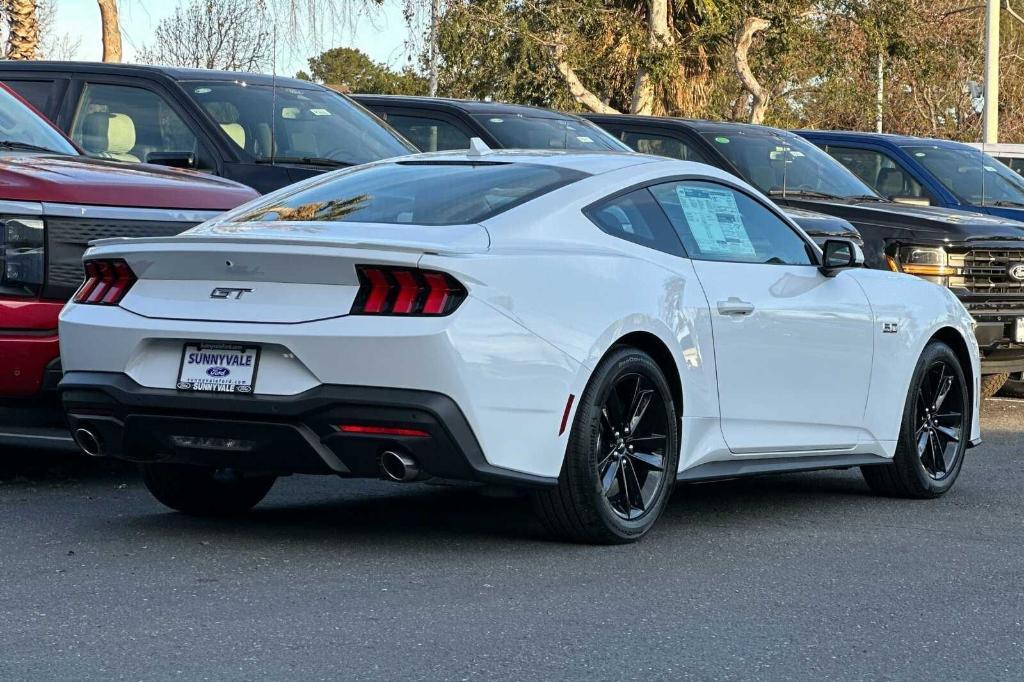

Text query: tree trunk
(630, 0), (673, 115)
(3, 0), (39, 60)
(875, 51), (884, 133)
(549, 42), (619, 114)
(734, 16), (771, 125)
(427, 0), (440, 96)
(97, 0), (122, 62)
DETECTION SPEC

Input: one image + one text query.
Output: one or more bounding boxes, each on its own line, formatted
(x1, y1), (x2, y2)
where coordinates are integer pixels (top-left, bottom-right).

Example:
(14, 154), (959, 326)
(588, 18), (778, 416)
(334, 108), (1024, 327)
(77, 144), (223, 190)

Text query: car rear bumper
(60, 372), (557, 487)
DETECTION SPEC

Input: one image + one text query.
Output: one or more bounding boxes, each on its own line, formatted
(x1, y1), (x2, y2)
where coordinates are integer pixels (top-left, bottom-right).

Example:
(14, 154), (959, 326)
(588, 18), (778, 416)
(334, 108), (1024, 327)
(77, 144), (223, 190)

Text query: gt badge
(210, 287), (253, 299)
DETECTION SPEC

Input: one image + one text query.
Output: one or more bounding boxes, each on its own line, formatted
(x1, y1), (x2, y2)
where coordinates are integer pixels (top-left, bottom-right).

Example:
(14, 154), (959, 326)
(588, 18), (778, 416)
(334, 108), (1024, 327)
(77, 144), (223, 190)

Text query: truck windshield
(229, 161), (588, 226)
(473, 115), (631, 152)
(183, 81), (415, 166)
(701, 129), (879, 200)
(0, 87), (77, 155)
(903, 145), (1024, 207)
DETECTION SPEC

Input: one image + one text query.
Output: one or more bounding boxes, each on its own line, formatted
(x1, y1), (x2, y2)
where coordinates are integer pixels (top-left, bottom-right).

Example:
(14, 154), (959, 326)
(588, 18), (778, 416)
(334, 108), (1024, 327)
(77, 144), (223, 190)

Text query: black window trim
(583, 173), (823, 267)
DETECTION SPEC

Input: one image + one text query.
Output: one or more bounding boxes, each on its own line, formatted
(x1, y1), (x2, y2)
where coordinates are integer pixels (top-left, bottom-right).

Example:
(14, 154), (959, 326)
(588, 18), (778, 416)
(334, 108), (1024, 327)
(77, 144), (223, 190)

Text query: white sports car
(59, 148), (981, 544)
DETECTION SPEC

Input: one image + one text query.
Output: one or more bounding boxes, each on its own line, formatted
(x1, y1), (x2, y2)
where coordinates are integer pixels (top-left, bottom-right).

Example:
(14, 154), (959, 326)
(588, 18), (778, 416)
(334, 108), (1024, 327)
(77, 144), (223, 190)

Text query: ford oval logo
(207, 367), (231, 377)
(1009, 264), (1024, 281)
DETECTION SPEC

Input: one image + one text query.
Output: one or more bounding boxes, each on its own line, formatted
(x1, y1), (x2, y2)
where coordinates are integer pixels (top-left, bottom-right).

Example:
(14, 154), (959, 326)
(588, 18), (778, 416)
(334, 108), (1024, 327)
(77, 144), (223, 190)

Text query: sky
(51, 0), (412, 77)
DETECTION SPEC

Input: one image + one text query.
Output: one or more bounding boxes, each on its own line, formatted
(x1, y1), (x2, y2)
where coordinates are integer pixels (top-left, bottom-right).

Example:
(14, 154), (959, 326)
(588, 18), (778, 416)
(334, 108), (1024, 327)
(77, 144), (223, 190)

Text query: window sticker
(714, 136), (730, 144)
(576, 136), (593, 143)
(676, 185), (756, 257)
(310, 108), (332, 116)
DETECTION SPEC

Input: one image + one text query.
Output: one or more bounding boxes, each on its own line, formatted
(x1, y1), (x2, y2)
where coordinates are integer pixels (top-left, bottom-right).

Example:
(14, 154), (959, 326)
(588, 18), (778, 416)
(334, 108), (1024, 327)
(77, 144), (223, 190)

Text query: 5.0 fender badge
(882, 322), (899, 334)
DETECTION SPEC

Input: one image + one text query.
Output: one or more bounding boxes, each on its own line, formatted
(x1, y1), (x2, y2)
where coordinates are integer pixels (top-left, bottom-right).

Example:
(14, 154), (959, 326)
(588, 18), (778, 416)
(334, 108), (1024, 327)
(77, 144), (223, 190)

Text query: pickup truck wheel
(980, 372), (1009, 399)
(997, 374), (1024, 398)
(140, 463), (276, 516)
(861, 341), (969, 498)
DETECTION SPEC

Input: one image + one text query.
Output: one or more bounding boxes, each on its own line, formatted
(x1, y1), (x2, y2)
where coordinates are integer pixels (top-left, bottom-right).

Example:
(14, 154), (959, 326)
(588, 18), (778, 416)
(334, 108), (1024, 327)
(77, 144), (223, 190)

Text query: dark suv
(0, 62), (415, 194)
(587, 114), (1024, 397)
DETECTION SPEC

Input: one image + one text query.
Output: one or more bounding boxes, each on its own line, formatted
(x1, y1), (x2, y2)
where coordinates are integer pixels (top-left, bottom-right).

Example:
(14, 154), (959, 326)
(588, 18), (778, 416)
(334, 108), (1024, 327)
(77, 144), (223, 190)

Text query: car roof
(351, 94), (580, 120)
(794, 129), (975, 149)
(390, 148), (668, 175)
(0, 61), (320, 90)
(582, 113), (801, 135)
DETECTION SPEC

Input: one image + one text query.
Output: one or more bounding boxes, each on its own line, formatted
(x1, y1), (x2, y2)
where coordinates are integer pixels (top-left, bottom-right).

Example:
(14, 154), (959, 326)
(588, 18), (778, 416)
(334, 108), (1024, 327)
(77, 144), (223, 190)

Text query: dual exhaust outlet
(73, 427), (423, 484)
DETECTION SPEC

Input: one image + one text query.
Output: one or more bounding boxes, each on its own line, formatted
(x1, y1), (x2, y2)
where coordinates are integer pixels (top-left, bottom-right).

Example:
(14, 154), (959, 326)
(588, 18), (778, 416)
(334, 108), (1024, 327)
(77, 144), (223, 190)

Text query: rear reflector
(351, 265), (466, 316)
(338, 424), (431, 438)
(73, 259), (137, 306)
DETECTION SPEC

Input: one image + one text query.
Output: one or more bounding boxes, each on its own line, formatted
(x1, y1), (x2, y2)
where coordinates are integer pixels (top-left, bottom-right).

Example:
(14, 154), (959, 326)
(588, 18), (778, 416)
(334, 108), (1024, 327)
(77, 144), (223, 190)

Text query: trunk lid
(88, 221), (488, 324)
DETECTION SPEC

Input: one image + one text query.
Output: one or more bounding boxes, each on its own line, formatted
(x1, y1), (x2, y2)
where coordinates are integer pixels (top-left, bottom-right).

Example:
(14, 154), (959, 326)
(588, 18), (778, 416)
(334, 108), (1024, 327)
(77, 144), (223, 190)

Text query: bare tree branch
(734, 16), (771, 124)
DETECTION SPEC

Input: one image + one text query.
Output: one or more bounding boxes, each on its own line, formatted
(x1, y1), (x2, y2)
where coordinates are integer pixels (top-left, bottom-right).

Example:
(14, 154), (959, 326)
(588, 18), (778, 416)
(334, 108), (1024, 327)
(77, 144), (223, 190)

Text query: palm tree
(2, 0), (39, 60)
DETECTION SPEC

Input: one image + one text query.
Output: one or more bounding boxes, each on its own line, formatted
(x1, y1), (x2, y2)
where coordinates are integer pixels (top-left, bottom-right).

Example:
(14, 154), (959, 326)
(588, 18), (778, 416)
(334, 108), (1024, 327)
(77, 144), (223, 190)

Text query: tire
(534, 347), (680, 544)
(861, 341), (970, 498)
(997, 374), (1024, 398)
(140, 463), (276, 516)
(980, 372), (1009, 399)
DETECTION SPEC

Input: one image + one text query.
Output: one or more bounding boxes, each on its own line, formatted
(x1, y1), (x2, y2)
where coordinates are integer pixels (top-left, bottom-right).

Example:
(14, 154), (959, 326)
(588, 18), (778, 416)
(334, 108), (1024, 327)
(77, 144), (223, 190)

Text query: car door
(649, 179), (875, 454)
(604, 125), (715, 165)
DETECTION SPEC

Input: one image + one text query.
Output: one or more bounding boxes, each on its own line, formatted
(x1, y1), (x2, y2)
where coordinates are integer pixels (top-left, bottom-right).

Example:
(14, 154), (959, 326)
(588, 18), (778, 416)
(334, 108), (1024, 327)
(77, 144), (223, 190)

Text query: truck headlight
(0, 216), (44, 296)
(888, 245), (958, 277)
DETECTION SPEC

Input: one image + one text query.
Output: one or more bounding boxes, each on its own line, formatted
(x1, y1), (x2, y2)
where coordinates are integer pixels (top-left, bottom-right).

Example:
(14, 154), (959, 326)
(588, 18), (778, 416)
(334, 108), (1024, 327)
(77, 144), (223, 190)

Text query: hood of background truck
(776, 196), (1024, 242)
(0, 153), (257, 209)
(781, 206), (862, 244)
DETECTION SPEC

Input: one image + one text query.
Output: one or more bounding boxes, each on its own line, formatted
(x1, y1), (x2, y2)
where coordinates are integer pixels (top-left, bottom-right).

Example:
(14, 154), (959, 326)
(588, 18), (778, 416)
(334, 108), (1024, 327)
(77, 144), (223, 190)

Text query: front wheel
(140, 463), (276, 516)
(534, 347), (680, 544)
(862, 341), (970, 498)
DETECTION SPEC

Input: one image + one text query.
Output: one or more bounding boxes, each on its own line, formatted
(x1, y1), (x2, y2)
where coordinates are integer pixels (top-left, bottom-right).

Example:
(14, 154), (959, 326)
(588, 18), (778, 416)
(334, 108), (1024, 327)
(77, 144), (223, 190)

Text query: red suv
(0, 83), (257, 450)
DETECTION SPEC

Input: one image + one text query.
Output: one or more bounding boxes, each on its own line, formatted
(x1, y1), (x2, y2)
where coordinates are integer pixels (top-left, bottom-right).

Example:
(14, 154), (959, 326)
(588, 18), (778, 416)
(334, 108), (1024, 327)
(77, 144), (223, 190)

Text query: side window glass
(621, 131), (712, 164)
(70, 82), (211, 170)
(649, 181), (812, 265)
(585, 188), (685, 256)
(3, 80), (54, 113)
(386, 114), (470, 152)
(824, 145), (927, 200)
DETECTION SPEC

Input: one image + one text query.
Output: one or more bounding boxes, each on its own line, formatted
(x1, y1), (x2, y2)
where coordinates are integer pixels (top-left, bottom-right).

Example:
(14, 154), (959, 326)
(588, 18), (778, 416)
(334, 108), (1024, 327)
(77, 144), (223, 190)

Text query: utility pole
(427, 0), (441, 97)
(983, 0), (1000, 144)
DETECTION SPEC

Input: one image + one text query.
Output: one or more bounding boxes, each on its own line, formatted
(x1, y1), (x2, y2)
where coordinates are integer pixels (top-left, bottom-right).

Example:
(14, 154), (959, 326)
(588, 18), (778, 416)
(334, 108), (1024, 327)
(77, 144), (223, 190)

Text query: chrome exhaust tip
(73, 427), (102, 457)
(380, 450), (420, 482)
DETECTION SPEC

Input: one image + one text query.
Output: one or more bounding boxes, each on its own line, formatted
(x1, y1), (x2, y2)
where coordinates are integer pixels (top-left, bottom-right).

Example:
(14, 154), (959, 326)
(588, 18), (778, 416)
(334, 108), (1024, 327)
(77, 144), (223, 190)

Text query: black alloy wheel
(534, 347), (680, 544)
(597, 372), (670, 520)
(862, 340), (970, 498)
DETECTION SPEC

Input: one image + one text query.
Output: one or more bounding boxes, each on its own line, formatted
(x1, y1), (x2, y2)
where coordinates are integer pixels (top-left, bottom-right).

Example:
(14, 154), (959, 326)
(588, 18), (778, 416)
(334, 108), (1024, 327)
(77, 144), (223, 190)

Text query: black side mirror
(145, 151), (196, 169)
(820, 238), (864, 277)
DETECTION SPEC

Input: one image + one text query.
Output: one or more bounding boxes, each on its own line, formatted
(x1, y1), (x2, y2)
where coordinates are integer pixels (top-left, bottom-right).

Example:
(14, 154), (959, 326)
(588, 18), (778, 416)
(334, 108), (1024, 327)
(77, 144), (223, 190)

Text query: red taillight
(73, 258), (136, 305)
(351, 265), (466, 316)
(338, 424), (431, 438)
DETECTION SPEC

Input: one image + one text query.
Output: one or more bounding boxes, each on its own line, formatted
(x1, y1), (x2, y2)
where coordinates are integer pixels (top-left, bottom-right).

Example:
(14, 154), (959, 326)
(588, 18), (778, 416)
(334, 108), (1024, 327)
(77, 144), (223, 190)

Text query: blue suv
(796, 131), (1024, 222)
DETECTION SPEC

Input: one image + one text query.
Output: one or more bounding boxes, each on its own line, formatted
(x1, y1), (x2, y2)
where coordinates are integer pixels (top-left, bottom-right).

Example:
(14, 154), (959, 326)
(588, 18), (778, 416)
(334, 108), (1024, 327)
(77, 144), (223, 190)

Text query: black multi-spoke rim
(597, 372), (669, 520)
(915, 360), (966, 480)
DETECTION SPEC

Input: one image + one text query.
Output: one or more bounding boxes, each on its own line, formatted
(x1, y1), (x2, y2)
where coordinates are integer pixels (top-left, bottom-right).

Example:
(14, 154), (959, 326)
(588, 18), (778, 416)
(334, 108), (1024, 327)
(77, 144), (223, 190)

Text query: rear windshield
(232, 161), (589, 226)
(472, 114), (630, 152)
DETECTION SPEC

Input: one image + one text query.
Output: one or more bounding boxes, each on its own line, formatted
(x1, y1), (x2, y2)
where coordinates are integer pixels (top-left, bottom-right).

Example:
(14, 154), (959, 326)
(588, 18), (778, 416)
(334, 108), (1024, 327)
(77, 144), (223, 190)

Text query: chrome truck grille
(950, 249), (1024, 296)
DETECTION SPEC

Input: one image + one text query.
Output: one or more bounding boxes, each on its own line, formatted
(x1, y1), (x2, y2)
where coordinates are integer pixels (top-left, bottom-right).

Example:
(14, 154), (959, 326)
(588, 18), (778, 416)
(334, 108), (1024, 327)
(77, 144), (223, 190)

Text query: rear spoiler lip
(86, 229), (490, 257)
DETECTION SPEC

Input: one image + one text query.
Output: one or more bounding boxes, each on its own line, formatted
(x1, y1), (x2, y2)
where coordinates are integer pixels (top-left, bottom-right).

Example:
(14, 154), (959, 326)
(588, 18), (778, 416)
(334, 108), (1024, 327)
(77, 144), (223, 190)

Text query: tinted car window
(649, 181), (813, 265)
(0, 86), (77, 154)
(473, 115), (629, 151)
(386, 114), (470, 152)
(70, 82), (205, 166)
(903, 145), (1024, 207)
(702, 130), (877, 200)
(3, 80), (54, 113)
(185, 81), (414, 166)
(232, 161), (588, 226)
(585, 188), (685, 256)
(620, 131), (712, 164)
(822, 145), (927, 200)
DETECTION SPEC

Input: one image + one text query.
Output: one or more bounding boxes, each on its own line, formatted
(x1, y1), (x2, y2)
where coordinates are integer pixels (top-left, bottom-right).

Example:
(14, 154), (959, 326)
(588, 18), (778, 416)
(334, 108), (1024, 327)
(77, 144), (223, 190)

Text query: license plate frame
(176, 342), (261, 394)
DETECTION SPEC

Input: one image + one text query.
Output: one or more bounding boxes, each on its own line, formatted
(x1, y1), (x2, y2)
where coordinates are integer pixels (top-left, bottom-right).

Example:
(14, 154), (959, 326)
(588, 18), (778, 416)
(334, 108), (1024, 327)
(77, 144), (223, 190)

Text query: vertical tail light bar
(351, 265), (467, 316)
(73, 258), (137, 305)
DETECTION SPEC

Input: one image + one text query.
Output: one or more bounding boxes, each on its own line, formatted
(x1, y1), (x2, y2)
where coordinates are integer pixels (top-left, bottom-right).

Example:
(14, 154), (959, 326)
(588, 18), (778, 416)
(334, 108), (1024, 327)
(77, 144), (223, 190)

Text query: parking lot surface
(2, 400), (1023, 681)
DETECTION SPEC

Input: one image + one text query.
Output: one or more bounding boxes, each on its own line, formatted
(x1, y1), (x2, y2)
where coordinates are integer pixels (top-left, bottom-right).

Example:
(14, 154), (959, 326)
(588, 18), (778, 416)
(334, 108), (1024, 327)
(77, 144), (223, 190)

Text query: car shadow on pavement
(110, 468), (877, 547)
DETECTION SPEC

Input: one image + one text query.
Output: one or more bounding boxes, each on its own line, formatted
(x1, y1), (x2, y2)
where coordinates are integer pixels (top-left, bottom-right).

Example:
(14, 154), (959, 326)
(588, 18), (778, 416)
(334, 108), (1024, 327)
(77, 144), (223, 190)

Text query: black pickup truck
(588, 114), (1024, 397)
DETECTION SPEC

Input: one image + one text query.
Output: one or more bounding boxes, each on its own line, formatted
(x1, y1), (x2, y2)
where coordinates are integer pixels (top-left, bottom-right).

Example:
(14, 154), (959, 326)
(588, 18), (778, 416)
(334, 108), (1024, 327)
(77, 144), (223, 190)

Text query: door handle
(717, 297), (755, 316)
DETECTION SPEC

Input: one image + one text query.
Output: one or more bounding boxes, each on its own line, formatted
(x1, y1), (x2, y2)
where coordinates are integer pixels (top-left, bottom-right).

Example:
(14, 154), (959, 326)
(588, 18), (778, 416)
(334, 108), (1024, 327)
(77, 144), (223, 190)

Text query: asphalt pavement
(2, 399), (1023, 680)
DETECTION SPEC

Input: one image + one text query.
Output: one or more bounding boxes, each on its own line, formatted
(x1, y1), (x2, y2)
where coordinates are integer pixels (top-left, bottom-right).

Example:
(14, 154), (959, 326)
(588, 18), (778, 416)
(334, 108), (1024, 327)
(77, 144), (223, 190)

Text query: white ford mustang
(58, 149), (981, 544)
